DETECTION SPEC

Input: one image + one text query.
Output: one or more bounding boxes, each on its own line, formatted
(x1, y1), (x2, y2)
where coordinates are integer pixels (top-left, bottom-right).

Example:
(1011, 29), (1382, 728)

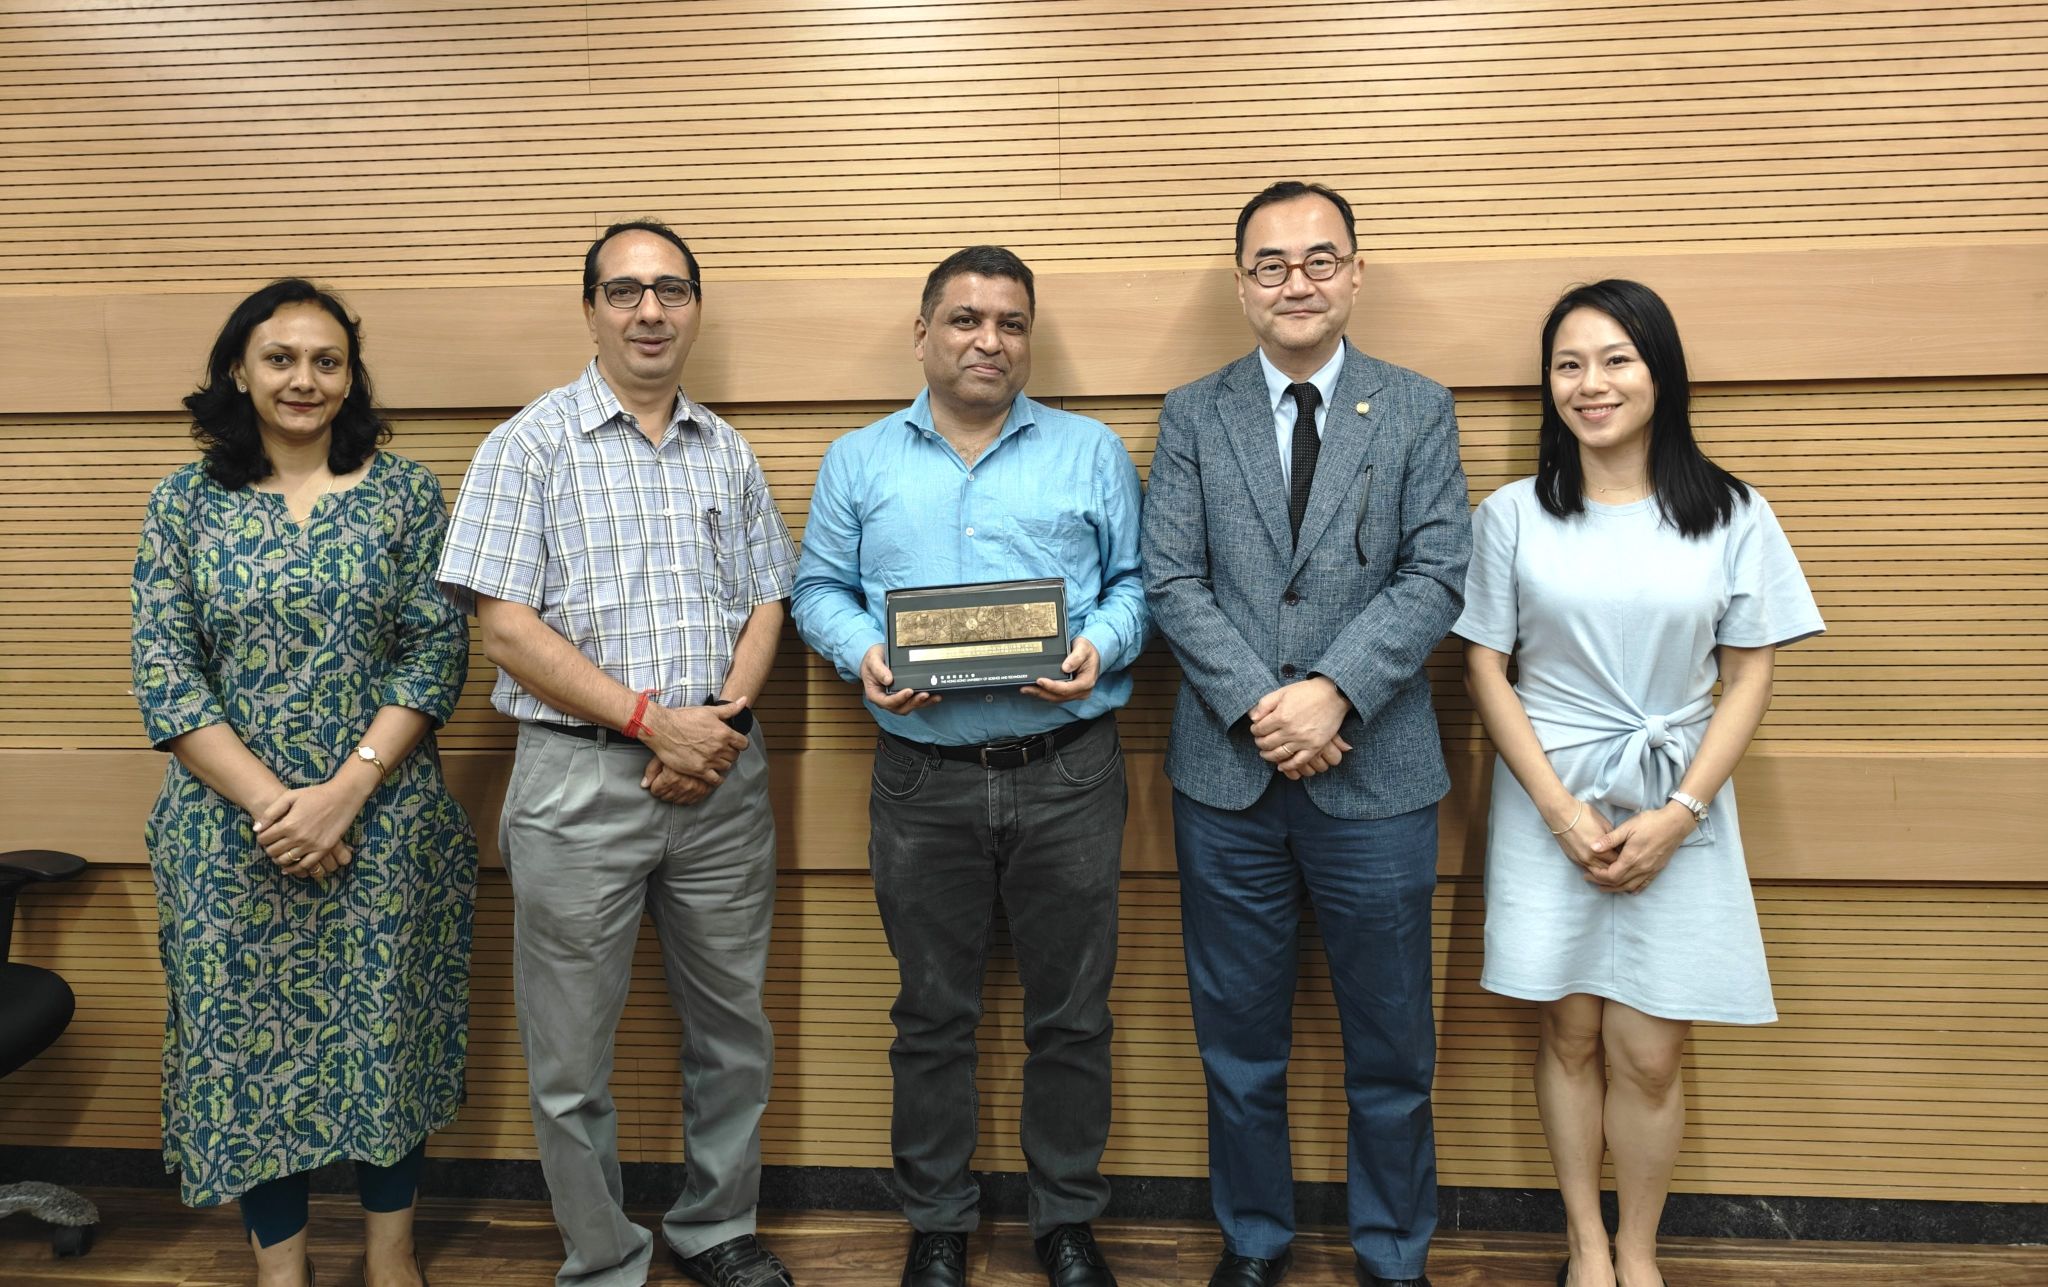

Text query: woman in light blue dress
(1453, 280), (1823, 1287)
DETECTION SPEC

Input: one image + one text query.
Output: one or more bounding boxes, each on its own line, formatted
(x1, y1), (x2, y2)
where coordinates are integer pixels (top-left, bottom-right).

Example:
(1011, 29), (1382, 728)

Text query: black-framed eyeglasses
(594, 276), (699, 309)
(1241, 251), (1356, 288)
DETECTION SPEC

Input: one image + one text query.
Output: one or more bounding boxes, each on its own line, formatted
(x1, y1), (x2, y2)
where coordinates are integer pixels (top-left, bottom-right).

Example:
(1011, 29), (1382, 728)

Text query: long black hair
(1535, 278), (1744, 539)
(183, 278), (390, 489)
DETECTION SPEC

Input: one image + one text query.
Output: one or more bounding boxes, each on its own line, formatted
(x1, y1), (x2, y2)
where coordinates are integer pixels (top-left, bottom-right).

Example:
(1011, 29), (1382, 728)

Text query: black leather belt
(884, 715), (1100, 771)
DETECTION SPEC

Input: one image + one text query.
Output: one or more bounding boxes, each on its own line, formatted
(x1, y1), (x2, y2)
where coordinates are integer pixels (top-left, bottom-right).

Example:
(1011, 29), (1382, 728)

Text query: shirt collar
(901, 387), (1040, 444)
(575, 359), (702, 440)
(1257, 343), (1347, 416)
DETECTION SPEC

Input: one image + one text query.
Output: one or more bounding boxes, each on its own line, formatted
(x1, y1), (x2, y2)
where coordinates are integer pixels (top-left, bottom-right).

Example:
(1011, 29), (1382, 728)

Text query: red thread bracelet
(622, 688), (657, 739)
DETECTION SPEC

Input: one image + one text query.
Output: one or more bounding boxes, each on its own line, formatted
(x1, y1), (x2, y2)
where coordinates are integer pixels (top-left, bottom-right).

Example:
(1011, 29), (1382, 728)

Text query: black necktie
(1286, 381), (1322, 542)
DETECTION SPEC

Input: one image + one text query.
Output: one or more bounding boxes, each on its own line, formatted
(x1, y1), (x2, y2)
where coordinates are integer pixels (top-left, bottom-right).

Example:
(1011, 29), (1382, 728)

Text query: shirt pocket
(697, 469), (756, 604)
(1014, 511), (1095, 580)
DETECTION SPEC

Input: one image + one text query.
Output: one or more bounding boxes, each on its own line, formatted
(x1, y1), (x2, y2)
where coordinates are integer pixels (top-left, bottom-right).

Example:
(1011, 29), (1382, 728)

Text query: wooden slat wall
(1, 0), (2044, 1207)
(4, 379), (2043, 757)
(4, 869), (2044, 1202)
(1, 1), (2043, 285)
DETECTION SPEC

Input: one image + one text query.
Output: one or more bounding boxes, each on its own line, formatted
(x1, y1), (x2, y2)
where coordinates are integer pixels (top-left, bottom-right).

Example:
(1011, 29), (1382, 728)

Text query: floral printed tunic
(131, 451), (477, 1206)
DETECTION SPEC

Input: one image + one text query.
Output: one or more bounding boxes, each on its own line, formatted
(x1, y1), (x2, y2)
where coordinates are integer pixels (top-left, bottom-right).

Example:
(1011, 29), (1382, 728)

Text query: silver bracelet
(1547, 800), (1586, 835)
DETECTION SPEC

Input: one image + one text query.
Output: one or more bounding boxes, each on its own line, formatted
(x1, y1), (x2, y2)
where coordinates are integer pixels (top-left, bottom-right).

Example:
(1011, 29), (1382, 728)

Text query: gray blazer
(1141, 341), (1472, 819)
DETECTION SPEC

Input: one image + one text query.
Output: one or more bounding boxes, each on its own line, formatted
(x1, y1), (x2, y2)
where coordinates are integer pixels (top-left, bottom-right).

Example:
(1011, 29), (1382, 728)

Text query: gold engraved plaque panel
(894, 601), (1059, 648)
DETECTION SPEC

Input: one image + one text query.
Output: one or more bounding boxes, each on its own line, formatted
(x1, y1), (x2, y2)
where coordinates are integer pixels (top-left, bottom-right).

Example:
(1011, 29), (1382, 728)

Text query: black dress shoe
(1033, 1223), (1117, 1287)
(901, 1230), (968, 1287)
(1355, 1262), (1430, 1287)
(1209, 1247), (1292, 1286)
(672, 1233), (794, 1287)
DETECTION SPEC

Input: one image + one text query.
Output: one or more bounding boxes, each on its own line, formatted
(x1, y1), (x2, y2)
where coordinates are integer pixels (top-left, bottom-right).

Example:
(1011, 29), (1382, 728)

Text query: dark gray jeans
(867, 715), (1127, 1237)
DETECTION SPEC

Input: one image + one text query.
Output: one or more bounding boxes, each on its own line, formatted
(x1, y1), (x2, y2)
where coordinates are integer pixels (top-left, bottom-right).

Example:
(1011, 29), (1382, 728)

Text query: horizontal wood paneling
(1, 2), (2043, 283)
(3, 748), (2043, 884)
(5, 379), (2040, 776)
(5, 248), (2047, 412)
(3, 868), (2042, 1203)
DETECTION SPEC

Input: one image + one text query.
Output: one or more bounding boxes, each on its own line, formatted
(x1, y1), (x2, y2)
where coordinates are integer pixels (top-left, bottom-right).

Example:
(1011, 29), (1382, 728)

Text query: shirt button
(1281, 663), (1298, 678)
(1283, 591), (1301, 605)
(965, 526), (975, 535)
(966, 472), (975, 481)
(984, 694), (994, 703)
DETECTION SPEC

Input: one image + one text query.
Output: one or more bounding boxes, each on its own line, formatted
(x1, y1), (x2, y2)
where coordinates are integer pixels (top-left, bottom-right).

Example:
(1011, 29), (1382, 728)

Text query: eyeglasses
(594, 277), (699, 309)
(1241, 252), (1356, 289)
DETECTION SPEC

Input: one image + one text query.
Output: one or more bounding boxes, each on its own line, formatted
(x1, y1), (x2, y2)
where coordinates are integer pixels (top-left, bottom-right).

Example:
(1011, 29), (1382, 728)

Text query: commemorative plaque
(884, 577), (1070, 693)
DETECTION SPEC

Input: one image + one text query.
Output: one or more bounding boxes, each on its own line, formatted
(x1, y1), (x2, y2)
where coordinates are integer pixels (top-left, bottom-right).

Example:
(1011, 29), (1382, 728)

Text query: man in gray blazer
(1141, 181), (1471, 1287)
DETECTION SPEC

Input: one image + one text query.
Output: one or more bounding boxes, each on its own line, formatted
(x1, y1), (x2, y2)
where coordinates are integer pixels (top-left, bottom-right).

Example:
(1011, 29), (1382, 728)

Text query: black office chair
(0, 849), (98, 1257)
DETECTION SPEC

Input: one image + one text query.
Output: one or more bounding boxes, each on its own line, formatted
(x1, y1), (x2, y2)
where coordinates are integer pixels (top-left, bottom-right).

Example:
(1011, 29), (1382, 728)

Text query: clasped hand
(253, 780), (363, 880)
(1248, 676), (1353, 779)
(639, 698), (751, 805)
(1574, 802), (1698, 895)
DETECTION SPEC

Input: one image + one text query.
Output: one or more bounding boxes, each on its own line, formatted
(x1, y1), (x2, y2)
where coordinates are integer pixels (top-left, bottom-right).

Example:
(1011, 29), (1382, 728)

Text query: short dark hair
(183, 278), (390, 489)
(1535, 278), (1745, 539)
(920, 245), (1036, 320)
(582, 218), (701, 300)
(1234, 181), (1357, 264)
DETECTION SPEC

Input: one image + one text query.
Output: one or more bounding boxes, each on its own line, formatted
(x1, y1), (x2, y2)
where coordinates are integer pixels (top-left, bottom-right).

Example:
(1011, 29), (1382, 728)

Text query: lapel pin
(1355, 401), (1370, 415)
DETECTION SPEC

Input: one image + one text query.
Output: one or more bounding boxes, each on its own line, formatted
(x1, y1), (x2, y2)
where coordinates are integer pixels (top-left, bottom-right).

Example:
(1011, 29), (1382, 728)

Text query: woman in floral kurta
(131, 279), (475, 1287)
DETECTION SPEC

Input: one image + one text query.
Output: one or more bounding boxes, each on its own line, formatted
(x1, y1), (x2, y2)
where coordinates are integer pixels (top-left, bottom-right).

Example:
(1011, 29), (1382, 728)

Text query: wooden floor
(2, 1189), (2046, 1285)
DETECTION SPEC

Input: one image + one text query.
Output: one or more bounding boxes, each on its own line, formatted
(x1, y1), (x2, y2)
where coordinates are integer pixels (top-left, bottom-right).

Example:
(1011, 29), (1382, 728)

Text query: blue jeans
(867, 716), (1126, 1237)
(1173, 779), (1438, 1279)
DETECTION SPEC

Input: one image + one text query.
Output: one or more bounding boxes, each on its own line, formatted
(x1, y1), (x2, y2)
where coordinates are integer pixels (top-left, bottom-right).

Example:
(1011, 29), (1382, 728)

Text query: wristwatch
(1667, 790), (1709, 824)
(354, 745), (391, 779)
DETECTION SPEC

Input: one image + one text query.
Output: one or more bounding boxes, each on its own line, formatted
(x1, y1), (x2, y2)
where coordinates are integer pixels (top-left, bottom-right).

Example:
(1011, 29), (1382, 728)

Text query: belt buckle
(979, 739), (1029, 770)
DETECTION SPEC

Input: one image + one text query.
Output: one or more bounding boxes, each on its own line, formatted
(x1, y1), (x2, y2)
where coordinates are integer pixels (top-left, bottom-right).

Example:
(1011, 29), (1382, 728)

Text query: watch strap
(1667, 790), (1708, 823)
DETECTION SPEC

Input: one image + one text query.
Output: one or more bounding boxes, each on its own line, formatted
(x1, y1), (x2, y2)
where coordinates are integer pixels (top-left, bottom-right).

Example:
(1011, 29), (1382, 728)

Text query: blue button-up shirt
(792, 390), (1147, 744)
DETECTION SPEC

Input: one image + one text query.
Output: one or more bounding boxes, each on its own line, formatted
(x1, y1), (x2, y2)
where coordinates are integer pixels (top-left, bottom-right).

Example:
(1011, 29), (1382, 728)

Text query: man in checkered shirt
(438, 219), (799, 1287)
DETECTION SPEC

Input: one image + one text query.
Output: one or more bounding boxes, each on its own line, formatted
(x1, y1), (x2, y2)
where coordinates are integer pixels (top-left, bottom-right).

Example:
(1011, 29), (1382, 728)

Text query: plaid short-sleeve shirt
(437, 360), (797, 724)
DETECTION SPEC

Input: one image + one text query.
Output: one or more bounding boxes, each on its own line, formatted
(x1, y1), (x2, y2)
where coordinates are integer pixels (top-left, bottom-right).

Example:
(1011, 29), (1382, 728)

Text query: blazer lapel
(1220, 355), (1294, 559)
(1290, 342), (1385, 578)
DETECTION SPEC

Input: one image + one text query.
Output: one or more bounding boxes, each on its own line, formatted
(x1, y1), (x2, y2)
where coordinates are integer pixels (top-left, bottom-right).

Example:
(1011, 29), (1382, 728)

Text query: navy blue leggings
(239, 1143), (426, 1248)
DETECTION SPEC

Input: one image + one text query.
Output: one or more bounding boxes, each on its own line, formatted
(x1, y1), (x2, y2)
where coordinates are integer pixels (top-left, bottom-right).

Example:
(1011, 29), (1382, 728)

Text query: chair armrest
(0, 851), (88, 883)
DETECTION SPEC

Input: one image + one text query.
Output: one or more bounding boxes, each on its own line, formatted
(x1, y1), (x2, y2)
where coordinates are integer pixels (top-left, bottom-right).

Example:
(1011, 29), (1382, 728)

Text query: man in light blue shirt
(792, 246), (1144, 1287)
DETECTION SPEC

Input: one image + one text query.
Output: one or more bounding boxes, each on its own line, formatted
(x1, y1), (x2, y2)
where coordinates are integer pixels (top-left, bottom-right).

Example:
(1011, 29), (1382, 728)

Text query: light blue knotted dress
(1453, 479), (1824, 1023)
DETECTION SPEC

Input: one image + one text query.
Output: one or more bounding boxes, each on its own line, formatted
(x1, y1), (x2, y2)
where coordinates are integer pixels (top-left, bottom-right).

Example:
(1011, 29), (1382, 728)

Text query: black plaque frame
(883, 577), (1070, 693)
